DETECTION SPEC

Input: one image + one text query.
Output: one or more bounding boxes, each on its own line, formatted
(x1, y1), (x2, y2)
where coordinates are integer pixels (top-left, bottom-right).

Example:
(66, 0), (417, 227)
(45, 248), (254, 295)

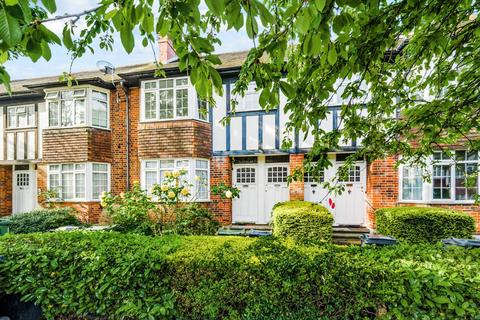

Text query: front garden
(1, 232), (480, 319)
(1, 170), (479, 319)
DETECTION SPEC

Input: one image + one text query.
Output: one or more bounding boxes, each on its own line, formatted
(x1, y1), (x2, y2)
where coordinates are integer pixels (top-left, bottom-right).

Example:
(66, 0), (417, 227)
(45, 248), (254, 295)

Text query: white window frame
(47, 162), (111, 202)
(398, 150), (480, 204)
(399, 166), (424, 202)
(45, 86), (110, 130)
(140, 158), (210, 201)
(233, 82), (262, 112)
(140, 77), (206, 122)
(6, 105), (36, 129)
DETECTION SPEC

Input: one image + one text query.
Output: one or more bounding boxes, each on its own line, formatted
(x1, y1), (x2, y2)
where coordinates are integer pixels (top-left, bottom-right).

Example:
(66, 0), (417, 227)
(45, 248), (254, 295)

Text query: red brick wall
(209, 156), (232, 225)
(365, 156), (399, 229)
(0, 165), (12, 216)
(289, 154), (304, 200)
(128, 87), (141, 185)
(42, 127), (111, 163)
(138, 120), (211, 159)
(110, 86), (128, 194)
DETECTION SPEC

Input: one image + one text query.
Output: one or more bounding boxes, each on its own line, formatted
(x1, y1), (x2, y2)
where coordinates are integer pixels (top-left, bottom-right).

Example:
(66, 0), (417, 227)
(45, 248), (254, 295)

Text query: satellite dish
(96, 60), (115, 75)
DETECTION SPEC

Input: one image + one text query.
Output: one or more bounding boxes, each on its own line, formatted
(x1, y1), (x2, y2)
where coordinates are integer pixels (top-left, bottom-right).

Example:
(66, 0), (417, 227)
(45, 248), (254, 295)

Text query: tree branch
(40, 5), (102, 24)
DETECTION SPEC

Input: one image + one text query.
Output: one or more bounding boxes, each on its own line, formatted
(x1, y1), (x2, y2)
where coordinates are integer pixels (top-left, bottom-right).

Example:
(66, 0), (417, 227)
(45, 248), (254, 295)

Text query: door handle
(243, 185), (249, 188)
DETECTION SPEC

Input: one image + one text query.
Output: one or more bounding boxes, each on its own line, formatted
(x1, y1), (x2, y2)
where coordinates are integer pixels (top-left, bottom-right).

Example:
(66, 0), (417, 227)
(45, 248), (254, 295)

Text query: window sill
(398, 200), (477, 205)
(140, 117), (209, 124)
(6, 126), (37, 131)
(46, 125), (110, 131)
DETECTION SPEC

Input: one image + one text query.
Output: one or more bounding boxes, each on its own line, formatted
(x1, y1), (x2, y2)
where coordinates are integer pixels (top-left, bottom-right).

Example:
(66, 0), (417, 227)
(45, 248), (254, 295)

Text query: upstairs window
(7, 105), (35, 128)
(142, 78), (193, 121)
(46, 88), (109, 129)
(233, 82), (261, 112)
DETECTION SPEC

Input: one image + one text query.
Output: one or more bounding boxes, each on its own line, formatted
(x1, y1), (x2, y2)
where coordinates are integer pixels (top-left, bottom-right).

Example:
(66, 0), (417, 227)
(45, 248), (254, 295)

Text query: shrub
(1, 232), (480, 319)
(101, 183), (161, 235)
(272, 201), (333, 244)
(173, 204), (220, 235)
(376, 207), (475, 243)
(7, 208), (83, 234)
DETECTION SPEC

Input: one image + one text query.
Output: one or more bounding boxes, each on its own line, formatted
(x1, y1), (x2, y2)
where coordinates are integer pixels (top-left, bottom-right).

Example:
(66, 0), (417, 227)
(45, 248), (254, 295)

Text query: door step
(333, 226), (370, 245)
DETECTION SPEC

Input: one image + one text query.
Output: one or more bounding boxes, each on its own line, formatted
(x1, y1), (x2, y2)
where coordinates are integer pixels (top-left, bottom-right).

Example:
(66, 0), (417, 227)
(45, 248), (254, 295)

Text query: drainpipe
(119, 80), (130, 191)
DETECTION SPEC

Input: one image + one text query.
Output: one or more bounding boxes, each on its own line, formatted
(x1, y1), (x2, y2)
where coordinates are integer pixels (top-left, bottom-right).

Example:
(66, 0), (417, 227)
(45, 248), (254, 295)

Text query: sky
(5, 0), (254, 80)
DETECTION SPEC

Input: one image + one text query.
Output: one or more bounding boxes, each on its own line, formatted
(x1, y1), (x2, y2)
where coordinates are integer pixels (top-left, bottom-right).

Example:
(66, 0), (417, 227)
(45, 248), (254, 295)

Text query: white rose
(225, 190), (233, 199)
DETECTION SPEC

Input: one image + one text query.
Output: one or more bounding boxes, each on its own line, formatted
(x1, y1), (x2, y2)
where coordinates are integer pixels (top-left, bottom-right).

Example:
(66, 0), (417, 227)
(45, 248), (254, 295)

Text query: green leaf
(120, 28), (135, 53)
(104, 9), (118, 21)
(41, 0), (56, 13)
(327, 43), (337, 65)
(39, 24), (61, 45)
(295, 12), (311, 35)
(0, 8), (22, 45)
(41, 41), (52, 60)
(62, 26), (74, 50)
(205, 0), (225, 15)
(245, 14), (258, 39)
(315, 0), (326, 11)
(5, 0), (19, 6)
(280, 81), (296, 99)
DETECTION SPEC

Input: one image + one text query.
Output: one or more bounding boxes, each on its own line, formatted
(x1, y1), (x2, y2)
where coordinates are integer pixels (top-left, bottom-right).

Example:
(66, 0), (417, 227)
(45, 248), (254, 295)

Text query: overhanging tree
(0, 0), (478, 180)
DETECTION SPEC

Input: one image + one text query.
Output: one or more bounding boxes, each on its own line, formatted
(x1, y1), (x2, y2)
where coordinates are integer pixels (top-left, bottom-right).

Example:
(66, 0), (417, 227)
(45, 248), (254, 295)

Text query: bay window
(141, 158), (210, 201)
(48, 163), (110, 201)
(46, 87), (109, 129)
(141, 77), (208, 121)
(400, 150), (479, 203)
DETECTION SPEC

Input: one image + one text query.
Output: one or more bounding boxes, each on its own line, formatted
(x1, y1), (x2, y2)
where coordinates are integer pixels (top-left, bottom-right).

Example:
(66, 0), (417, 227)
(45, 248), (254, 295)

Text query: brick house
(0, 40), (479, 231)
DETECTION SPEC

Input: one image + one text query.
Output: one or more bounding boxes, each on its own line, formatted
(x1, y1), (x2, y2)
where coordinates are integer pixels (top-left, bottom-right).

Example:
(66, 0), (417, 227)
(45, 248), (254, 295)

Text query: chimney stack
(158, 36), (176, 63)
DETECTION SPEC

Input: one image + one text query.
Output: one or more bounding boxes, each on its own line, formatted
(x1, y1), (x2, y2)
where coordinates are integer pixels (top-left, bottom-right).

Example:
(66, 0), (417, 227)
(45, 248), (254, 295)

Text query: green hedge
(376, 207), (475, 243)
(7, 208), (84, 234)
(272, 201), (333, 244)
(1, 232), (480, 319)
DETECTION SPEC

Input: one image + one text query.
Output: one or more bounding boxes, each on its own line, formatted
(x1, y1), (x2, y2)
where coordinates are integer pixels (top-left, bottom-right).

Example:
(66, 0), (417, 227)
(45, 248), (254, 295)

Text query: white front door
(263, 164), (289, 224)
(334, 162), (366, 226)
(304, 168), (336, 213)
(232, 165), (259, 223)
(13, 170), (38, 214)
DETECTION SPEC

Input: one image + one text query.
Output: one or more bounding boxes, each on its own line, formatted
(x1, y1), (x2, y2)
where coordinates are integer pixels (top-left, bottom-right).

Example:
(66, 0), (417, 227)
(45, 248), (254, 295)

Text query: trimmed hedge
(7, 208), (84, 234)
(1, 232), (480, 319)
(376, 207), (475, 243)
(272, 201), (333, 244)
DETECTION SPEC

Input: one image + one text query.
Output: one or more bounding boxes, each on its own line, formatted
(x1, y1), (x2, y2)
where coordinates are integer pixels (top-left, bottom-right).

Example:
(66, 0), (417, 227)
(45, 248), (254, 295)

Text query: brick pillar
(365, 156), (399, 229)
(209, 156), (232, 225)
(128, 87), (141, 185)
(289, 154), (305, 201)
(0, 165), (12, 216)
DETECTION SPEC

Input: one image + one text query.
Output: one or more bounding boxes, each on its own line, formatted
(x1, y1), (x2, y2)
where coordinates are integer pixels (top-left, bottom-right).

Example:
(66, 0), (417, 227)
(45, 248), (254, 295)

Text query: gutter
(119, 80), (130, 191)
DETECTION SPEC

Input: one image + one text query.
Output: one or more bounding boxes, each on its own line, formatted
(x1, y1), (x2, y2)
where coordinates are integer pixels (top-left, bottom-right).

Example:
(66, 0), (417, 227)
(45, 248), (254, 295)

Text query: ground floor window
(401, 166), (423, 201)
(141, 158), (210, 201)
(400, 150), (479, 203)
(48, 162), (110, 201)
